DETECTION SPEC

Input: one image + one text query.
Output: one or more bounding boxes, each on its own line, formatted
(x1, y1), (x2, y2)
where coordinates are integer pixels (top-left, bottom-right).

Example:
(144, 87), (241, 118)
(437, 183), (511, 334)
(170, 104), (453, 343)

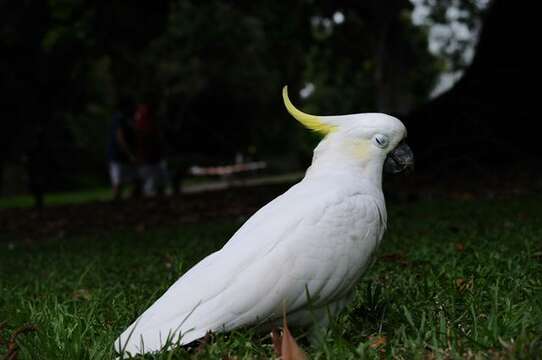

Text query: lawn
(1, 195), (541, 359)
(0, 188), (112, 209)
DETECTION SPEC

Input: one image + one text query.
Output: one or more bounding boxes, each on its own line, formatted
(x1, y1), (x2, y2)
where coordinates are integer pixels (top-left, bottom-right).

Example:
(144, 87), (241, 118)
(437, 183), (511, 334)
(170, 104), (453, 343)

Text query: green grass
(0, 173), (304, 209)
(1, 196), (541, 359)
(0, 188), (112, 209)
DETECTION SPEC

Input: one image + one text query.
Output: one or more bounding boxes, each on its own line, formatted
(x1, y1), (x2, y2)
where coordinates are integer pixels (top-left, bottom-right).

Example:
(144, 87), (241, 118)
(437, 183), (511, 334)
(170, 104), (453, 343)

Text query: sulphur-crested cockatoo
(115, 86), (413, 355)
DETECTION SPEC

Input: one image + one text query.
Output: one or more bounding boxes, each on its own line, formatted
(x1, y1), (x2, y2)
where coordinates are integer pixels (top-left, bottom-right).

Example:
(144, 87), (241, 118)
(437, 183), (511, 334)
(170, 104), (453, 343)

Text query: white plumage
(115, 87), (411, 355)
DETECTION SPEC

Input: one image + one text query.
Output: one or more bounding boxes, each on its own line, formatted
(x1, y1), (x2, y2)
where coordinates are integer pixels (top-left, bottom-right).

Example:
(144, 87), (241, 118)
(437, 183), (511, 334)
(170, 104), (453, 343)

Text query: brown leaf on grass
(4, 323), (38, 360)
(424, 350), (436, 360)
(368, 335), (387, 349)
(163, 254), (174, 269)
(72, 288), (92, 301)
(194, 331), (214, 354)
(379, 253), (410, 267)
(281, 317), (307, 360)
(454, 243), (465, 252)
(271, 328), (282, 356)
(271, 307), (307, 360)
(455, 278), (474, 293)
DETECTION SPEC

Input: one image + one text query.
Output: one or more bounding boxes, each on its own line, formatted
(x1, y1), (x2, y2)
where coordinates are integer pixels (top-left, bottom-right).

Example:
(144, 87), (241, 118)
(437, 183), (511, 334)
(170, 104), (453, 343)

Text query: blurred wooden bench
(188, 161), (267, 176)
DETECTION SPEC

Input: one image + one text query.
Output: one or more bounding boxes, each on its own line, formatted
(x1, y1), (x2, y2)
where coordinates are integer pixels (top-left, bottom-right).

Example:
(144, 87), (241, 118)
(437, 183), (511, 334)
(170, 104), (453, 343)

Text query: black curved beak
(384, 141), (414, 174)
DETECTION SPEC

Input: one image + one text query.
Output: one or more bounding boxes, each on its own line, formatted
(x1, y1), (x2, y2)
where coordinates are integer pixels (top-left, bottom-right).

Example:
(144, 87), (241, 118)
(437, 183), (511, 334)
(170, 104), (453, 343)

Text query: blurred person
(107, 103), (139, 200)
(134, 104), (169, 196)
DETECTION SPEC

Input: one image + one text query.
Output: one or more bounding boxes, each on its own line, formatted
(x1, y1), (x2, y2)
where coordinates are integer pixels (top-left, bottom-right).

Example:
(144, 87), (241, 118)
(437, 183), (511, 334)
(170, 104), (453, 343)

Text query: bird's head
(283, 86), (414, 174)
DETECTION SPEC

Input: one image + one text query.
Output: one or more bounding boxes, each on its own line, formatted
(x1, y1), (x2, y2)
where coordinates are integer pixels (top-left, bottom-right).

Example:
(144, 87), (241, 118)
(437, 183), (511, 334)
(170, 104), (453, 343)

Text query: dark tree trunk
(405, 0), (538, 173)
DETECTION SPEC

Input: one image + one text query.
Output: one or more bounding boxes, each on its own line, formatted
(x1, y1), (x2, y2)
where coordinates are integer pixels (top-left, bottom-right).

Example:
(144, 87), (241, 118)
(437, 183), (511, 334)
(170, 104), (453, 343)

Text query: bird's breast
(287, 193), (384, 304)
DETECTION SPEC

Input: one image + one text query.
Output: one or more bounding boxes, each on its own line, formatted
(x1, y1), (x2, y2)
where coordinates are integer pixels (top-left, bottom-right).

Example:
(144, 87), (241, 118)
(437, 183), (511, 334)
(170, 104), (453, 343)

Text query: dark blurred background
(0, 0), (538, 202)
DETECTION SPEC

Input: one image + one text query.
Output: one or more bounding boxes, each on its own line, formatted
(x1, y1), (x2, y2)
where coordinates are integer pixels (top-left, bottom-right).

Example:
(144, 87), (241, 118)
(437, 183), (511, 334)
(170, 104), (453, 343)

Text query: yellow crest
(282, 86), (336, 135)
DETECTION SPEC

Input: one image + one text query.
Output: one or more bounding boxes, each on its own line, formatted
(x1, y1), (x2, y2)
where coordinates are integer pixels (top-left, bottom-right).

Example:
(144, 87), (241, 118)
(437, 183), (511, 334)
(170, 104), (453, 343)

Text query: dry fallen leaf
(455, 278), (473, 293)
(271, 307), (307, 360)
(379, 252), (410, 267)
(4, 323), (38, 360)
(72, 288), (92, 301)
(163, 254), (174, 269)
(271, 328), (282, 356)
(281, 317), (307, 360)
(424, 350), (437, 360)
(194, 331), (214, 354)
(368, 335), (387, 349)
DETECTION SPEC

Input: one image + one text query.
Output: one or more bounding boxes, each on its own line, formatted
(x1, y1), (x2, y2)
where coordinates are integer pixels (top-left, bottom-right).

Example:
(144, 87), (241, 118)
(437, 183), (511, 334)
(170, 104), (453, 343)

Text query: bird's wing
(115, 183), (383, 355)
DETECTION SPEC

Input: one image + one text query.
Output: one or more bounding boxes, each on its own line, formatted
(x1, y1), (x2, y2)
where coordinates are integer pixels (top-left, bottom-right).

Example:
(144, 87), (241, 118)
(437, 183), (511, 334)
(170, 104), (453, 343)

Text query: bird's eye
(374, 134), (389, 148)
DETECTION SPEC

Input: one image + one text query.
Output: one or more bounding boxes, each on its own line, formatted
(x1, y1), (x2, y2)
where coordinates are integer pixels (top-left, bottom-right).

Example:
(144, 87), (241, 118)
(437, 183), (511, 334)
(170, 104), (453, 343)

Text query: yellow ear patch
(350, 139), (371, 160)
(282, 86), (336, 135)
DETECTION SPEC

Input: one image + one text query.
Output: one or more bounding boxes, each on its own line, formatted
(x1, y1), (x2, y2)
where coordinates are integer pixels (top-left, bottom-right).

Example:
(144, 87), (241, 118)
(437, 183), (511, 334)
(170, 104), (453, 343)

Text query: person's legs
(138, 163), (170, 196)
(122, 164), (141, 198)
(160, 160), (171, 193)
(109, 162), (124, 200)
(138, 165), (154, 196)
(156, 161), (170, 196)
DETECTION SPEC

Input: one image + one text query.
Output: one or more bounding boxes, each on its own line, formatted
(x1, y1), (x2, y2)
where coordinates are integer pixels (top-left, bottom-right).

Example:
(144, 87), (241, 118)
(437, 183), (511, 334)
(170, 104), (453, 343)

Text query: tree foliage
(1, 0), (466, 191)
(406, 0), (537, 174)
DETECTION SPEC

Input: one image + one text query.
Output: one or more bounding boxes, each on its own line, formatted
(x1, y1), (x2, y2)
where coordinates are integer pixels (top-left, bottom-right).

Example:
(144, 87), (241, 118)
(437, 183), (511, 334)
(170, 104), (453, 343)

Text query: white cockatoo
(115, 86), (413, 356)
